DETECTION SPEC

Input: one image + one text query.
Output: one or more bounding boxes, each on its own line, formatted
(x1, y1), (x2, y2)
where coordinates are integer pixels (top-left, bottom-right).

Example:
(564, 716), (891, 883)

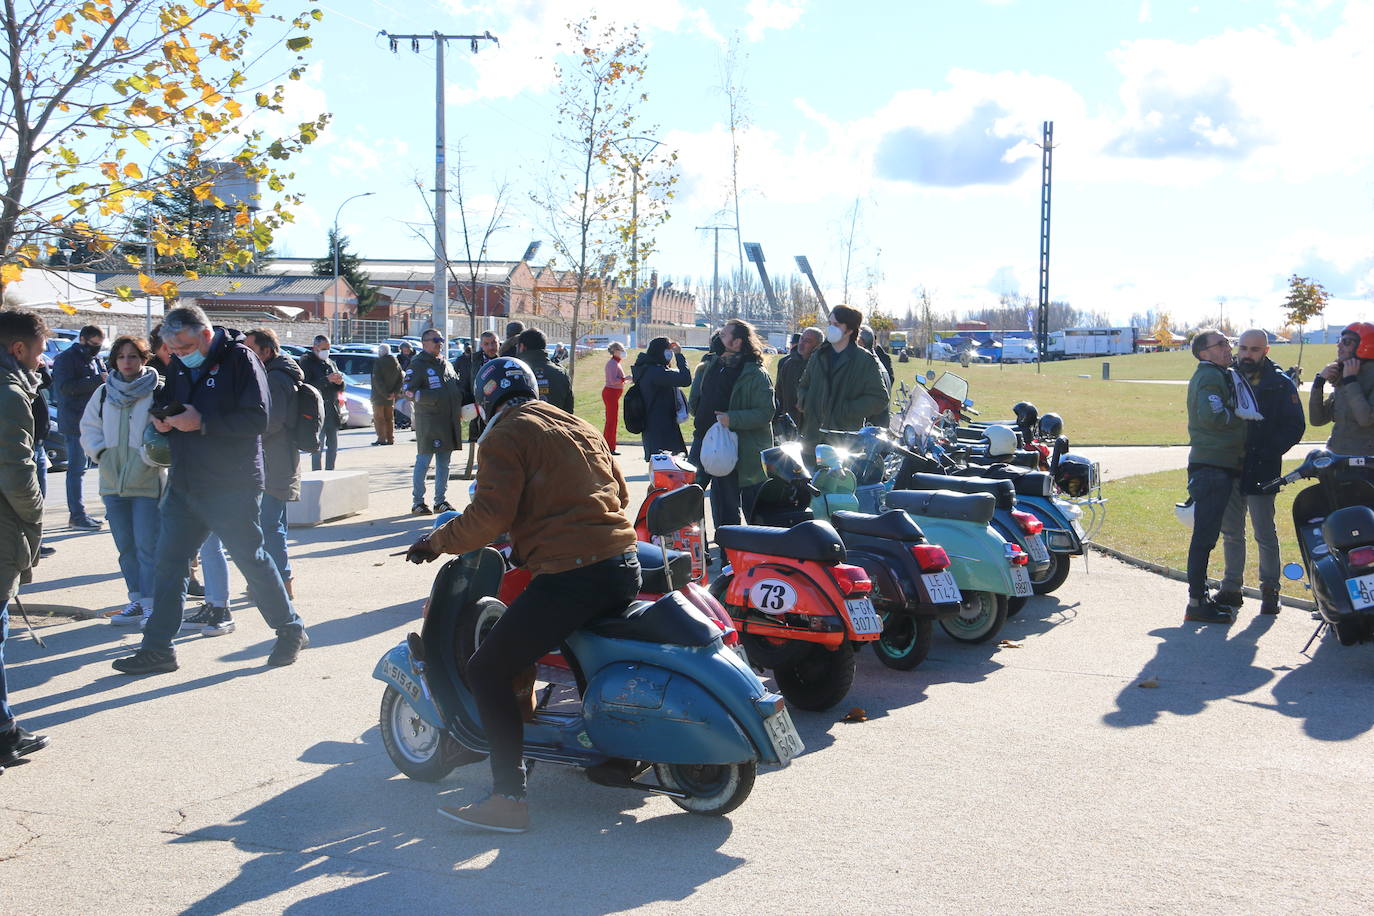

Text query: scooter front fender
(372, 643), (444, 732)
(583, 662), (757, 765)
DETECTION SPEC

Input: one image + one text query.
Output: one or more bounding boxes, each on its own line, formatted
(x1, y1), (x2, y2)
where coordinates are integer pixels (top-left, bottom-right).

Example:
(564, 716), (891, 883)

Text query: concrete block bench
(287, 470), (370, 527)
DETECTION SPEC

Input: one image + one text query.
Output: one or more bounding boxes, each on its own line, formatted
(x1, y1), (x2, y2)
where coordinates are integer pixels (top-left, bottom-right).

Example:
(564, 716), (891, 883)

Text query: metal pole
(1036, 120), (1054, 375)
(144, 203), (154, 336)
(711, 228), (720, 322)
(433, 32), (448, 340)
(331, 192), (374, 331)
(630, 164), (639, 326)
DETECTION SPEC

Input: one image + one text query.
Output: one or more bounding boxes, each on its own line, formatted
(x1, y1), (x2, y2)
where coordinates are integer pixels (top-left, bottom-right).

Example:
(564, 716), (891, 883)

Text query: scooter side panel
(583, 662), (756, 765)
(372, 644), (445, 732)
(900, 517), (1017, 595)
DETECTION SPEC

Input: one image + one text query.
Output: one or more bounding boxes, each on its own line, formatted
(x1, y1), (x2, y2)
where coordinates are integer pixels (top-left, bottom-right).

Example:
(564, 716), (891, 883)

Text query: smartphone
(149, 402), (186, 420)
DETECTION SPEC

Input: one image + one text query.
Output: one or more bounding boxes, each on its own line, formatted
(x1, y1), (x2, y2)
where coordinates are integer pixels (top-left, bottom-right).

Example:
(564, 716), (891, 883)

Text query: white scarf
(1228, 367), (1264, 421)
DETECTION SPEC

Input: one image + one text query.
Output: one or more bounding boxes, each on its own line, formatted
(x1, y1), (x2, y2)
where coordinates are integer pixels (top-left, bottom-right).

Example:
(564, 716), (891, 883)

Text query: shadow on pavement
(1239, 629), (1374, 741)
(16, 666), (264, 732)
(177, 737), (744, 915)
(214, 598), (421, 663)
(1103, 613), (1277, 728)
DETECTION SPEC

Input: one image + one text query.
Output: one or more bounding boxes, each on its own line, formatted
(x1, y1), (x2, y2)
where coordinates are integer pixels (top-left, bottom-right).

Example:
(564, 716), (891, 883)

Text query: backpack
(275, 367), (325, 453)
(622, 382), (647, 434)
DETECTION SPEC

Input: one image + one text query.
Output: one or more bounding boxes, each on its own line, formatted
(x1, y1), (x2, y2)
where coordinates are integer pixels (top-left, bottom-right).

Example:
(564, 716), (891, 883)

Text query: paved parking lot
(4, 429), (1373, 914)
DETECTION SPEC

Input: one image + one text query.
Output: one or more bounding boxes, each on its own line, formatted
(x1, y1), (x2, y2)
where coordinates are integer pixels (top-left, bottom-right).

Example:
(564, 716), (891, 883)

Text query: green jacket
(518, 349), (574, 413)
(370, 352), (404, 405)
(721, 359), (776, 488)
(1187, 360), (1246, 469)
(795, 342), (890, 443)
(0, 354), (43, 603)
(405, 350), (463, 455)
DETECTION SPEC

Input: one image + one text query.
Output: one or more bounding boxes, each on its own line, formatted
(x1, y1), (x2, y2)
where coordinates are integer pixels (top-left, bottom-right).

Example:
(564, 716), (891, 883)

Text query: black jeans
(1186, 465), (1238, 599)
(467, 550), (641, 798)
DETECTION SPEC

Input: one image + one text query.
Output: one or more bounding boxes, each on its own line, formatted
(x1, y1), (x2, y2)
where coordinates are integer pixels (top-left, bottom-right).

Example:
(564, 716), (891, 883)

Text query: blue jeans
(259, 493), (291, 581)
(142, 485), (302, 651)
(104, 495), (159, 602)
(200, 534), (230, 607)
(312, 417), (339, 471)
(36, 445), (46, 498)
(64, 433), (90, 520)
(0, 600), (11, 732)
(1186, 466), (1238, 599)
(412, 450), (451, 506)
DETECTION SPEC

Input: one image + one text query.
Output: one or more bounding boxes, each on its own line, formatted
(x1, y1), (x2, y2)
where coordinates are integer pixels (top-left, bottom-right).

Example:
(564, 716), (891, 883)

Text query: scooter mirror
(916, 375), (928, 386)
(1282, 562), (1305, 581)
(963, 398), (975, 408)
(925, 369), (936, 380)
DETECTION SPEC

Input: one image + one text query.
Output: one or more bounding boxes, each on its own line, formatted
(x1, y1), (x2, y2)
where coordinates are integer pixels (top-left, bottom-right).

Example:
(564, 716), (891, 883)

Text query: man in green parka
(795, 304), (891, 460)
(405, 329), (464, 514)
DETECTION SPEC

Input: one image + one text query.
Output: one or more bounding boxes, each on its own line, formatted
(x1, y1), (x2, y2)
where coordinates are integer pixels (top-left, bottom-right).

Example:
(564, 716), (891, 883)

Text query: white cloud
(744, 0), (806, 42)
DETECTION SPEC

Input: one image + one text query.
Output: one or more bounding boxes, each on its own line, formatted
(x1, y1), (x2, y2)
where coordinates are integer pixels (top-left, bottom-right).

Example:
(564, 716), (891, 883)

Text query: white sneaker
(110, 601), (145, 626)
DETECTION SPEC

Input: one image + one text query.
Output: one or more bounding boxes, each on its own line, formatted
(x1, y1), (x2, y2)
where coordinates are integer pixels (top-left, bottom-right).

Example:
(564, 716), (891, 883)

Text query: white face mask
(317, 348), (330, 358)
(825, 324), (844, 344)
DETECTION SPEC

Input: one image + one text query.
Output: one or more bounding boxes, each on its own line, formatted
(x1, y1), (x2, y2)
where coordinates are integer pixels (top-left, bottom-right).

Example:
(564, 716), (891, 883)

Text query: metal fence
(329, 317), (390, 344)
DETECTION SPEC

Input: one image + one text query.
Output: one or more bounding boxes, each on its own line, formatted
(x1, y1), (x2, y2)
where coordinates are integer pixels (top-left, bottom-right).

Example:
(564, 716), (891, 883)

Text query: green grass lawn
(1093, 460), (1309, 598)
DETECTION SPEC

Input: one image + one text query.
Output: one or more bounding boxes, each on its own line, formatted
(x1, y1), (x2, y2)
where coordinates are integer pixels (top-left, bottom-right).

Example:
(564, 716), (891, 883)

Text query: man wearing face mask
(1213, 329), (1305, 616)
(300, 335), (344, 471)
(795, 306), (890, 460)
(111, 306), (308, 674)
(50, 324), (107, 529)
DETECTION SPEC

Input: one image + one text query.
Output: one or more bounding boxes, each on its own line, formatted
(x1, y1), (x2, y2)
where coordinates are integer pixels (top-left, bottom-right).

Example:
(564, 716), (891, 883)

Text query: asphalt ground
(4, 430), (1374, 915)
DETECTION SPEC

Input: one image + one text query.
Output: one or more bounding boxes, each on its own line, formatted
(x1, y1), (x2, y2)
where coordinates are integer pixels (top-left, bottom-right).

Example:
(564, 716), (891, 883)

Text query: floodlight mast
(744, 242), (780, 317)
(794, 255), (827, 309)
(381, 29), (498, 339)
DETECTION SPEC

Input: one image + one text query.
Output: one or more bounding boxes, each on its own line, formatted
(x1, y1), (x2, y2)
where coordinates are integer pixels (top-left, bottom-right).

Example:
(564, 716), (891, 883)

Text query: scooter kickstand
(1301, 620), (1328, 656)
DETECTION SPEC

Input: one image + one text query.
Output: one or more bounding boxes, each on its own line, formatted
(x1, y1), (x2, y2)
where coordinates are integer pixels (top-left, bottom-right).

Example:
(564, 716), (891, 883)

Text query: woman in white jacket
(80, 336), (164, 625)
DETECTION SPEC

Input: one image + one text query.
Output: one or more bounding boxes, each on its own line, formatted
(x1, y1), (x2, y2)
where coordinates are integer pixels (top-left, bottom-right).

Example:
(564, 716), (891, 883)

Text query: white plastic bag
(700, 420), (739, 477)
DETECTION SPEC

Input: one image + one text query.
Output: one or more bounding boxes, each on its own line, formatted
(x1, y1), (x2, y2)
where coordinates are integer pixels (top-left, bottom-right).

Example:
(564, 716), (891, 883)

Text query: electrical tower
(1036, 121), (1054, 372)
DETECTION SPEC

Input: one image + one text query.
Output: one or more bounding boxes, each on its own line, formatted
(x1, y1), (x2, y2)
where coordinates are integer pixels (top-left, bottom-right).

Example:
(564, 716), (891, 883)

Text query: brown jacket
(429, 399), (637, 576)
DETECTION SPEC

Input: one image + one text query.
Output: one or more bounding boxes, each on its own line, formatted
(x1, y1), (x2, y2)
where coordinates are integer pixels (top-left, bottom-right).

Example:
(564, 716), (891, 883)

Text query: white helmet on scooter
(983, 424), (1017, 459)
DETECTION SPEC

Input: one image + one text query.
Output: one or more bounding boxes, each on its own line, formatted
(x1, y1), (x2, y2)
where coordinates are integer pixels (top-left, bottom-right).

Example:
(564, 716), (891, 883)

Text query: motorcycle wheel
(1007, 595), (1028, 617)
(379, 685), (473, 782)
(653, 761), (756, 816)
(939, 591), (1008, 644)
(774, 642), (855, 711)
(872, 614), (933, 671)
(1030, 551), (1071, 595)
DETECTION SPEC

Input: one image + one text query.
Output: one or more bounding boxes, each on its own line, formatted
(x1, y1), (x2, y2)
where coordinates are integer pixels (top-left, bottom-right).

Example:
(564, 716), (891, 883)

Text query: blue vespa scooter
(374, 487), (804, 816)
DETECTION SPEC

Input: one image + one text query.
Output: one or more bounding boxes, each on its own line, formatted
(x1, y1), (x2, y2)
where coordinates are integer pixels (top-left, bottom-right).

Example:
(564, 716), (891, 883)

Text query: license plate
(921, 571), (961, 604)
(1010, 566), (1033, 597)
(1346, 573), (1374, 610)
(763, 707), (804, 763)
(1025, 533), (1050, 564)
(844, 597), (883, 635)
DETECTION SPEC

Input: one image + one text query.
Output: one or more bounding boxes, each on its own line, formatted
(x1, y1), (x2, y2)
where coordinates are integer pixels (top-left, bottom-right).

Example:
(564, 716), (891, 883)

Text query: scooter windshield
(931, 372), (969, 405)
(762, 443), (811, 482)
(892, 386), (940, 446)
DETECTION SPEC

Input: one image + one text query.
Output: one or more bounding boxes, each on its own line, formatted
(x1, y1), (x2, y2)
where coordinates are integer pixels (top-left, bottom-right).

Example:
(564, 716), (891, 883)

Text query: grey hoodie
(262, 354), (304, 501)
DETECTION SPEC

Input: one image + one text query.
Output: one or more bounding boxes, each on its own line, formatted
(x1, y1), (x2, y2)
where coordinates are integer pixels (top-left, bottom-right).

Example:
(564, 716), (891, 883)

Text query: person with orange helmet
(1310, 322), (1374, 454)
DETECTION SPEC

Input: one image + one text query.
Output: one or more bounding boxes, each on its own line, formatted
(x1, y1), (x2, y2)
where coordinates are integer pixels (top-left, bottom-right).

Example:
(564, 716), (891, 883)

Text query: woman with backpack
(601, 342), (627, 455)
(630, 336), (691, 461)
(80, 336), (164, 626)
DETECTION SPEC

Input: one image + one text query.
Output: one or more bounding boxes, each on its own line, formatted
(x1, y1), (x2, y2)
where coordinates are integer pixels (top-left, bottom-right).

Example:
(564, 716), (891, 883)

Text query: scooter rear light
(1349, 546), (1374, 568)
(910, 543), (950, 572)
(1011, 509), (1043, 535)
(830, 563), (873, 596)
(1005, 543), (1029, 566)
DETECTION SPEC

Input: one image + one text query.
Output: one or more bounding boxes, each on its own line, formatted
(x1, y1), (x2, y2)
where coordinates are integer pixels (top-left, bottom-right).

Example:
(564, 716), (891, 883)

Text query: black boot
(1261, 585), (1281, 615)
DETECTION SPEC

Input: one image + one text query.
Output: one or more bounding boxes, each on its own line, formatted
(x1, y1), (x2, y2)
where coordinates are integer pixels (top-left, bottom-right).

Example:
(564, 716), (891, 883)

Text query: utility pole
(1036, 121), (1055, 375)
(696, 225), (736, 323)
(382, 29), (498, 340)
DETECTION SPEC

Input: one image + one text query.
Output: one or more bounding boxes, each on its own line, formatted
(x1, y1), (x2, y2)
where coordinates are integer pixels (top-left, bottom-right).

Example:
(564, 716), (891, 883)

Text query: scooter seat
(715, 519), (846, 565)
(831, 509), (925, 541)
(886, 489), (996, 526)
(957, 464), (1054, 497)
(904, 472), (1015, 510)
(585, 591), (719, 647)
(1323, 505), (1374, 550)
(635, 541), (693, 593)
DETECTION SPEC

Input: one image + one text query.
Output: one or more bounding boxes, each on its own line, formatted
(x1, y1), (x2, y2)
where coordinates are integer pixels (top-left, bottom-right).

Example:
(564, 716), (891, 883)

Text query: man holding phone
(111, 306), (308, 674)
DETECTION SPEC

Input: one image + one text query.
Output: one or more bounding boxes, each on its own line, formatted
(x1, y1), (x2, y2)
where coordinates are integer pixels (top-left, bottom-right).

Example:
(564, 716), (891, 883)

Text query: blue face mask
(179, 349), (206, 369)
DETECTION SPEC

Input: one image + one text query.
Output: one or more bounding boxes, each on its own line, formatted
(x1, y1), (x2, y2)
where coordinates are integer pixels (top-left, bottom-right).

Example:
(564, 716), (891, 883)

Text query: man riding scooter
(405, 357), (641, 833)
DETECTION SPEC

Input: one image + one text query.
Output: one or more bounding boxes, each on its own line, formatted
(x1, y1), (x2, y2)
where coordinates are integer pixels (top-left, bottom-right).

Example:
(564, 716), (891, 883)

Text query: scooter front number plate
(1025, 533), (1050, 564)
(921, 571), (961, 604)
(1345, 574), (1374, 610)
(763, 708), (805, 764)
(845, 598), (883, 635)
(1010, 566), (1033, 597)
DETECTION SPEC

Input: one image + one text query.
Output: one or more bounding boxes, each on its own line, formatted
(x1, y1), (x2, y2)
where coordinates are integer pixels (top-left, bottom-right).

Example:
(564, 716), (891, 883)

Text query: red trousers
(601, 386), (622, 451)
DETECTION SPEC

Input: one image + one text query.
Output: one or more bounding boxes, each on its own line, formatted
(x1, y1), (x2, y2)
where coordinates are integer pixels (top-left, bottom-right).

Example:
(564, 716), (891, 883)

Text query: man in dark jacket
(246, 327), (304, 602)
(1215, 329), (1305, 615)
(859, 325), (894, 390)
(454, 331), (499, 445)
(300, 335), (344, 471)
(50, 324), (106, 528)
(499, 320), (525, 357)
(397, 342), (415, 373)
(112, 306), (308, 675)
(775, 326), (820, 426)
(515, 328), (574, 413)
(370, 342), (404, 446)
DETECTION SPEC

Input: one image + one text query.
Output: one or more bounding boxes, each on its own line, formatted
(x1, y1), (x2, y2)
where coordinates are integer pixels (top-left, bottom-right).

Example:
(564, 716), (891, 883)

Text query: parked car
(334, 343), (377, 355)
(281, 344), (308, 358)
(339, 372), (374, 429)
(328, 351), (377, 379)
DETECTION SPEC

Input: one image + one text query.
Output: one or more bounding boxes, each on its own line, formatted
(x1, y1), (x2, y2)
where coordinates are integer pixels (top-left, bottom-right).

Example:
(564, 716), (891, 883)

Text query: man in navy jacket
(111, 306), (308, 674)
(50, 324), (106, 528)
(1214, 329), (1306, 615)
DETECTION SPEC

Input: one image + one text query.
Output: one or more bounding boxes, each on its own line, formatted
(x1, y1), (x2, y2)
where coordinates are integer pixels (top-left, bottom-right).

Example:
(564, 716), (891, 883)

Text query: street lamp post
(332, 191), (375, 338)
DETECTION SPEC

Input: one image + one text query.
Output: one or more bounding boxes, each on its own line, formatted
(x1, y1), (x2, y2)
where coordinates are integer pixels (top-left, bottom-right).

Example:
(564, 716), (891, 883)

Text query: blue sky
(258, 0), (1374, 330)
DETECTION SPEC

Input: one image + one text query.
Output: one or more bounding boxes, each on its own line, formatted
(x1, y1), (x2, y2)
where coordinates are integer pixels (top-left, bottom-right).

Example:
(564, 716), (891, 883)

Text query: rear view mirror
(1282, 562), (1305, 581)
(926, 369), (936, 380)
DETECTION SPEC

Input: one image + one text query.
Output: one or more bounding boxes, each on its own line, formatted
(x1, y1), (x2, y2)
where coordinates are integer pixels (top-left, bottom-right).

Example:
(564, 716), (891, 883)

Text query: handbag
(674, 388), (689, 424)
(700, 420), (739, 477)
